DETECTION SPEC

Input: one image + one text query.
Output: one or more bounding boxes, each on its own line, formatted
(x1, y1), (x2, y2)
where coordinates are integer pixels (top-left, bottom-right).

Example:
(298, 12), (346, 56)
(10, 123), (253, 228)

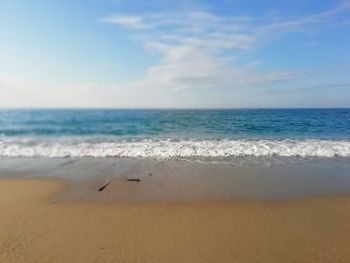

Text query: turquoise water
(0, 109), (350, 158)
(1, 109), (350, 138)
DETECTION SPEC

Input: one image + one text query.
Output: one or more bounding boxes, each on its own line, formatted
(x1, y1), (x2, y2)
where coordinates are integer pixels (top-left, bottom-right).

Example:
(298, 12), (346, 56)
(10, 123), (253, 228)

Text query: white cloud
(256, 1), (350, 38)
(100, 3), (350, 92)
(101, 4), (350, 92)
(102, 15), (146, 28)
(130, 49), (303, 92)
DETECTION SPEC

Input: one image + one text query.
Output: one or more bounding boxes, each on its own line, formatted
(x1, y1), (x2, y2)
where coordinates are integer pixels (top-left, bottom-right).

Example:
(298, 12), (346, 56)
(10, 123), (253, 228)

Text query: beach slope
(1, 179), (350, 262)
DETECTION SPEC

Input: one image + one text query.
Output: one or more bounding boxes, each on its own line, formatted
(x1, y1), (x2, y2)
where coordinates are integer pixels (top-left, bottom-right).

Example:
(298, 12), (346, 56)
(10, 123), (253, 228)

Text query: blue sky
(0, 0), (349, 108)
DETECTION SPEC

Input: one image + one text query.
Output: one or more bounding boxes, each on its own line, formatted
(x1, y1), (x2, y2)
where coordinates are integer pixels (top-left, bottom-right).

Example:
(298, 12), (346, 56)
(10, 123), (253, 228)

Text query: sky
(0, 0), (349, 108)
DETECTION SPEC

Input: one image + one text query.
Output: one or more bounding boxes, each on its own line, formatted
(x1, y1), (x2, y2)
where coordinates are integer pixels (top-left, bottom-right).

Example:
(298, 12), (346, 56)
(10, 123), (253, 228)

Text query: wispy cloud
(102, 2), (349, 91)
(257, 1), (350, 37)
(101, 15), (146, 28)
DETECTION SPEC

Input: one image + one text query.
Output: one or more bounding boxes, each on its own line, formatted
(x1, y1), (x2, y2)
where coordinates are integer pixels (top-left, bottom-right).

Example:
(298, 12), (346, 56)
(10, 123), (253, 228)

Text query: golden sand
(1, 179), (350, 262)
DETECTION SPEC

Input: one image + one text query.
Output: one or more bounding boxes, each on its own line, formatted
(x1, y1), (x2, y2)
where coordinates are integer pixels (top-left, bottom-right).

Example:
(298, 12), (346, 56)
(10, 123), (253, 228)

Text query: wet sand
(1, 178), (350, 262)
(1, 157), (350, 201)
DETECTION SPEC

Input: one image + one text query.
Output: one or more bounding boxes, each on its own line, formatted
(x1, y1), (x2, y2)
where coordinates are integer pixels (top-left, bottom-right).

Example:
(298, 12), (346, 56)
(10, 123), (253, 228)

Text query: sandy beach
(2, 0), (350, 260)
(1, 178), (350, 263)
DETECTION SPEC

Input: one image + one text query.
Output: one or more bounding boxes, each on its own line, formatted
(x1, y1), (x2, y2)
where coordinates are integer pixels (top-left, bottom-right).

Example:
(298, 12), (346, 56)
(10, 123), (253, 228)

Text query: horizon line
(0, 107), (349, 110)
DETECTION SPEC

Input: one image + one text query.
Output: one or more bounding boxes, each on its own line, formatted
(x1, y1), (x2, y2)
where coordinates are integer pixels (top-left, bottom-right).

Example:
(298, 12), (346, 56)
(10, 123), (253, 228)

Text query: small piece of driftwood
(126, 179), (141, 182)
(98, 182), (111, 192)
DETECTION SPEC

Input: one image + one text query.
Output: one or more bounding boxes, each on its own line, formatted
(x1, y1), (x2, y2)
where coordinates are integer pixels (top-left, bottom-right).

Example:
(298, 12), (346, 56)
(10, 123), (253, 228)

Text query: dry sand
(1, 179), (350, 263)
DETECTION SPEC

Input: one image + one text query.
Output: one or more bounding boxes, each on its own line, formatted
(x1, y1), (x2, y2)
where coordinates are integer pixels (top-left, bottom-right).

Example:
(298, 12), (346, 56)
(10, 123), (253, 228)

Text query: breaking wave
(0, 136), (350, 158)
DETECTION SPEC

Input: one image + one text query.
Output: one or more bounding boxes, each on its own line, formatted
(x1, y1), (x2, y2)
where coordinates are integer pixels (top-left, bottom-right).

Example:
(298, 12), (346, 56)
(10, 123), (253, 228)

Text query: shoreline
(1, 178), (350, 262)
(1, 157), (350, 202)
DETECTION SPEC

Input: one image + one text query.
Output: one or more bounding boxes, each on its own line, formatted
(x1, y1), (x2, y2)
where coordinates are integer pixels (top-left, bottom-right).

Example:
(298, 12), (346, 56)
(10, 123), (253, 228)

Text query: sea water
(0, 109), (349, 159)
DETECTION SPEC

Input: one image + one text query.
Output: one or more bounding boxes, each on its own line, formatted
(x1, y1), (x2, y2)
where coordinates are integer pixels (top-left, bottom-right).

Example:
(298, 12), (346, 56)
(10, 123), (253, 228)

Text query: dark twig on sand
(98, 182), (111, 192)
(126, 179), (141, 182)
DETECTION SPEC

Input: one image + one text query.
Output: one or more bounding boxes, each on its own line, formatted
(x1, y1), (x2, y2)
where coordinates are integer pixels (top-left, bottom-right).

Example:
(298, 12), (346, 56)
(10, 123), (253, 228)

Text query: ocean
(0, 109), (350, 159)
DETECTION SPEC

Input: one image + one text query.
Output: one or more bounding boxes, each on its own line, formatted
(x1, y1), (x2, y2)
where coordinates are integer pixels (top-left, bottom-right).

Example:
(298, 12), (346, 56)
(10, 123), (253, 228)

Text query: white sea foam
(0, 136), (350, 158)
